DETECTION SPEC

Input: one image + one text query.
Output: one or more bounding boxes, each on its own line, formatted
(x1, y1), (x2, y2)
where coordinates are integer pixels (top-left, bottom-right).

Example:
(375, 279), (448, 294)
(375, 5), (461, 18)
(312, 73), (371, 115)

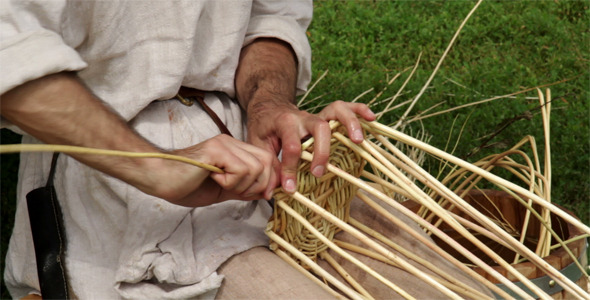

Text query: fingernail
(353, 129), (363, 142)
(312, 165), (325, 177)
(284, 179), (296, 193)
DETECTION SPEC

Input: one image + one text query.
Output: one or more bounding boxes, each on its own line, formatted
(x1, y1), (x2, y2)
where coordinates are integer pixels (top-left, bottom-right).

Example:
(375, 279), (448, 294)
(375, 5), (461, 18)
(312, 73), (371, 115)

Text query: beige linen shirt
(1, 1), (312, 298)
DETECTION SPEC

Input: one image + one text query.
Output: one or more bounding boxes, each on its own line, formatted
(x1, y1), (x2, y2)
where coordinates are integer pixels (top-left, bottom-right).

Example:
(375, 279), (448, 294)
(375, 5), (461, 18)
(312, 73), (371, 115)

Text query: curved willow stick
(337, 134), (548, 298)
(267, 230), (365, 300)
(273, 249), (346, 299)
(366, 121), (590, 236)
(347, 218), (495, 300)
(0, 144), (223, 173)
(393, 0), (483, 129)
(319, 252), (375, 300)
(365, 121), (589, 299)
(368, 131), (586, 298)
(301, 149), (528, 299)
(277, 199), (417, 299)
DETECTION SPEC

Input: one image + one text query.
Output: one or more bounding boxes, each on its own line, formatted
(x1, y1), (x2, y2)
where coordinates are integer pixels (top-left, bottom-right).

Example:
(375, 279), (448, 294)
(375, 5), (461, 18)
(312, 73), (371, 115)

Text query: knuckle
(331, 100), (345, 107)
(282, 142), (301, 156)
(262, 152), (276, 166)
(251, 162), (264, 176)
(315, 121), (330, 132)
(278, 112), (298, 124)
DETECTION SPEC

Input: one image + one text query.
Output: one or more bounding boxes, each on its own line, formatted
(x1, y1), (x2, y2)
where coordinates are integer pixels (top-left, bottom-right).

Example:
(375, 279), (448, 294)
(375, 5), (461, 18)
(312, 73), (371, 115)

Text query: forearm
(235, 38), (298, 116)
(234, 38), (376, 194)
(0, 72), (180, 196)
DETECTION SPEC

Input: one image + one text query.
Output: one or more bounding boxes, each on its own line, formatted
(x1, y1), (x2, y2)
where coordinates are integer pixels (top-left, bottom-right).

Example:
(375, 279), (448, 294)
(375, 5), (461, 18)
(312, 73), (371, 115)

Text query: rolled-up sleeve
(0, 0), (87, 95)
(244, 0), (313, 95)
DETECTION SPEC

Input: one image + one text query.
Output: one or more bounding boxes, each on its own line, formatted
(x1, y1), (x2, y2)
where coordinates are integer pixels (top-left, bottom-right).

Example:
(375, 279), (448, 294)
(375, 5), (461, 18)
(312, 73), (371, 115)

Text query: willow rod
(366, 123), (589, 298)
(287, 191), (464, 299)
(312, 151), (533, 299)
(273, 249), (345, 299)
(267, 230), (365, 300)
(338, 135), (548, 298)
(348, 217), (495, 300)
(276, 199), (416, 300)
(0, 144), (223, 173)
(366, 121), (590, 236)
(393, 0), (483, 130)
(370, 129), (584, 297)
(319, 252), (375, 300)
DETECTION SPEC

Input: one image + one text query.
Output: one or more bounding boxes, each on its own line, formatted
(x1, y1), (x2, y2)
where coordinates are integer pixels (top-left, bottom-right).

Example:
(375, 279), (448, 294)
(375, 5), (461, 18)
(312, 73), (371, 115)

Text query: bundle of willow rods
(0, 90), (587, 299)
(266, 91), (590, 299)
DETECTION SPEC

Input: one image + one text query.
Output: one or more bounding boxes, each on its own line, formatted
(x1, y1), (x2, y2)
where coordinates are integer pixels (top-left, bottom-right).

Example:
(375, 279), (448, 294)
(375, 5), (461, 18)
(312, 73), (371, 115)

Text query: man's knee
(216, 246), (337, 299)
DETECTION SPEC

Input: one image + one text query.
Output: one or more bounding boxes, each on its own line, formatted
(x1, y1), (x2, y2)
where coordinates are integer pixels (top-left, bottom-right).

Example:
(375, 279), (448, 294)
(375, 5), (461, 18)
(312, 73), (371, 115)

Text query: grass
(1, 0), (588, 297)
(304, 0), (589, 224)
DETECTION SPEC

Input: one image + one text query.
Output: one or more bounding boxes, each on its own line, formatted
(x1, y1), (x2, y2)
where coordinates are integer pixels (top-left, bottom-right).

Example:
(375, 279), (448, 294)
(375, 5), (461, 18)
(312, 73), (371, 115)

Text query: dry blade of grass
(392, 0), (483, 130)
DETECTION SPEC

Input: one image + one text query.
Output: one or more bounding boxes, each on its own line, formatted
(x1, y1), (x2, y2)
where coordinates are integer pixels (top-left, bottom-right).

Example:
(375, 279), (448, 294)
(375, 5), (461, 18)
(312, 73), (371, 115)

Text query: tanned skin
(1, 38), (375, 206)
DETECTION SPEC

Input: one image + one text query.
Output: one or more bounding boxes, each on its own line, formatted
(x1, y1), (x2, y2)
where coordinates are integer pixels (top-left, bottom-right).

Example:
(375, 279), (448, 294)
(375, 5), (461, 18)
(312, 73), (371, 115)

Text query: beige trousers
(216, 195), (493, 299)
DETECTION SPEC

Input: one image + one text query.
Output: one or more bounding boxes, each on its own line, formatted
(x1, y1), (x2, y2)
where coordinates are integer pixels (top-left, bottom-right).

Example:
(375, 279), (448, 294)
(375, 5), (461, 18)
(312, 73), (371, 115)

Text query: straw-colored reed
(265, 116), (589, 300)
(270, 124), (365, 263)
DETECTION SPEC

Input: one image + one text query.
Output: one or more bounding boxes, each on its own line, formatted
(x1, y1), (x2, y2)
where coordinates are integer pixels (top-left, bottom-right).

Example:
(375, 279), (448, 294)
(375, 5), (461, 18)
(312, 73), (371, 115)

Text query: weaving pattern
(269, 124), (365, 264)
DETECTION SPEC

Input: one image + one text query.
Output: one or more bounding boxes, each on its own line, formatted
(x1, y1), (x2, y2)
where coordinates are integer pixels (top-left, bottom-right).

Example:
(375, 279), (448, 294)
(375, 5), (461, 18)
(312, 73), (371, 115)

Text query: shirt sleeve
(244, 0), (313, 95)
(0, 0), (87, 95)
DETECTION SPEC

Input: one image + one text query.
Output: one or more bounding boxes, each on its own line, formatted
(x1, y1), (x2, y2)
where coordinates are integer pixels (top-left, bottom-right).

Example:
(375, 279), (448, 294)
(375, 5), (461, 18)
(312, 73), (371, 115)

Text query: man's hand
(1, 72), (279, 207)
(235, 39), (376, 193)
(167, 134), (280, 207)
(247, 99), (375, 193)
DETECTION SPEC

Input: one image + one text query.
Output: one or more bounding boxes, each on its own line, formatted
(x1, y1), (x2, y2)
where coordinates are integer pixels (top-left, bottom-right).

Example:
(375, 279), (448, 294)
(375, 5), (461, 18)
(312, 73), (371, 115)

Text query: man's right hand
(163, 134), (280, 207)
(1, 72), (279, 207)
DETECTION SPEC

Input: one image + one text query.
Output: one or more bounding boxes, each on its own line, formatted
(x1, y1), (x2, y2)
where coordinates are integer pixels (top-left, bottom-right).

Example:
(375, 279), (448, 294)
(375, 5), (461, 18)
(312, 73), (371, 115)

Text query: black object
(26, 153), (69, 299)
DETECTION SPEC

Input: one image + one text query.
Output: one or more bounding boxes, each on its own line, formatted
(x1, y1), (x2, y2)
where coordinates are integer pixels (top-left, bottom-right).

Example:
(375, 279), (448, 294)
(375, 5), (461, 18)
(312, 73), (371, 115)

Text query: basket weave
(264, 119), (590, 299)
(269, 124), (365, 264)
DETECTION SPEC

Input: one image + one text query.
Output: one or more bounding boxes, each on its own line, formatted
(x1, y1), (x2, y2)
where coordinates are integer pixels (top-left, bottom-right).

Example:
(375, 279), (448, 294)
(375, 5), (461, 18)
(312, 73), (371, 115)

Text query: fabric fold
(0, 30), (87, 94)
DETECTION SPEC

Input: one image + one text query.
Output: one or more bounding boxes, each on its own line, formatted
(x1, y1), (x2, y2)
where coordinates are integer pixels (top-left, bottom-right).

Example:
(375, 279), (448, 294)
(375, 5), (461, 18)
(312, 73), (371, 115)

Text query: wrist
(132, 155), (210, 203)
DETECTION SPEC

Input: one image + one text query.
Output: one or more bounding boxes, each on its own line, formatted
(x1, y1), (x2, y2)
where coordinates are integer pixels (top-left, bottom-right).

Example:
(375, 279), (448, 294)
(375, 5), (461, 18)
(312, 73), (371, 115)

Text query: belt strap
(26, 153), (69, 299)
(177, 87), (233, 137)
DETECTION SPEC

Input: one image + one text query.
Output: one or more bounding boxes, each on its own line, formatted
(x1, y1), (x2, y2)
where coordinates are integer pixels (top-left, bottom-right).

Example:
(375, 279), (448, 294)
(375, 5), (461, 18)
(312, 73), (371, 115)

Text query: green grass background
(1, 0), (588, 297)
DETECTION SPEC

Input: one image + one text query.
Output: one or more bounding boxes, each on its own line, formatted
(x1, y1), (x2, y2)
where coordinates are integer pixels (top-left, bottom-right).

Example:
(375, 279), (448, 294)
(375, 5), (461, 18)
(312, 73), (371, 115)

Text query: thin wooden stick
(298, 69), (329, 107)
(393, 0), (483, 130)
(0, 144), (223, 173)
(274, 249), (346, 300)
(369, 130), (585, 297)
(351, 87), (375, 103)
(366, 121), (590, 235)
(376, 53), (422, 120)
(540, 88), (553, 258)
(319, 252), (375, 300)
(353, 191), (518, 299)
(367, 69), (404, 106)
(369, 125), (584, 280)
(444, 211), (515, 251)
(304, 145), (533, 298)
(348, 218), (495, 300)
(276, 200), (416, 300)
(266, 230), (365, 300)
(360, 171), (413, 200)
(287, 192), (462, 299)
(364, 123), (589, 298)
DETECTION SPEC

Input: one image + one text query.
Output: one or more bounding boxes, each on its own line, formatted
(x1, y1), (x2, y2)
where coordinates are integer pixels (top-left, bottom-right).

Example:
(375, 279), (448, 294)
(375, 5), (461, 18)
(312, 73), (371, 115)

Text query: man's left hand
(246, 99), (375, 193)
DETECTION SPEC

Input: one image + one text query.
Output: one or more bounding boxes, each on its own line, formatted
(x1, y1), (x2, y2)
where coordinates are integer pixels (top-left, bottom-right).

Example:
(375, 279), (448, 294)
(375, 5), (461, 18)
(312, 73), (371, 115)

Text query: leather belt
(176, 87), (233, 137)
